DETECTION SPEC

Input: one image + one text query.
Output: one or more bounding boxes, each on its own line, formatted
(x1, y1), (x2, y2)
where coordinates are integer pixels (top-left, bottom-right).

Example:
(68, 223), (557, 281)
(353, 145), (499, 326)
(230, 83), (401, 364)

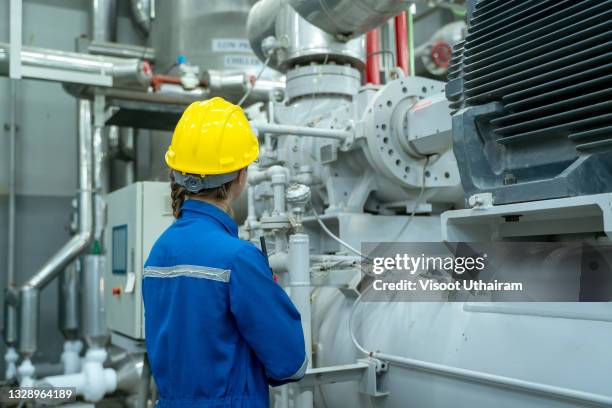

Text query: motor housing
(447, 0), (612, 205)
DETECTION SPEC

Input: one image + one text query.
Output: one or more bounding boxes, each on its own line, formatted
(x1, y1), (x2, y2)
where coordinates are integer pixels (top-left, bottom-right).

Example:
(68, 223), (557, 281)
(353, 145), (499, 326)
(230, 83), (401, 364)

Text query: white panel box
(105, 182), (174, 340)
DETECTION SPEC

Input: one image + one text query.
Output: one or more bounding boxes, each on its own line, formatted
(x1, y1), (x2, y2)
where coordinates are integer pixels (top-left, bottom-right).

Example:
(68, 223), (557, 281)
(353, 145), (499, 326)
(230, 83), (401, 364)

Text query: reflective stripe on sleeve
(286, 355), (309, 381)
(143, 265), (231, 283)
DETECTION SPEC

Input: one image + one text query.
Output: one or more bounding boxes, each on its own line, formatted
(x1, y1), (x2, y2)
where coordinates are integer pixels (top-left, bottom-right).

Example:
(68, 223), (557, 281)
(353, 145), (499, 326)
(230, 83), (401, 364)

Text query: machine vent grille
(456, 0), (612, 152)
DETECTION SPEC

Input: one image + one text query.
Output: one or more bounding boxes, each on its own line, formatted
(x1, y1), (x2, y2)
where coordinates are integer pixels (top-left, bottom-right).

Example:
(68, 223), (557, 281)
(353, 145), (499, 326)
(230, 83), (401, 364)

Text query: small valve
(286, 184), (311, 232)
(177, 55), (200, 90)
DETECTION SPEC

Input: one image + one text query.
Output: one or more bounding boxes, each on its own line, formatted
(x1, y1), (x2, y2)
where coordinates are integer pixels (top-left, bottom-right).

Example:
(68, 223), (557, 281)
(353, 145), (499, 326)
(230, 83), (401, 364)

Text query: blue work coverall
(143, 199), (307, 407)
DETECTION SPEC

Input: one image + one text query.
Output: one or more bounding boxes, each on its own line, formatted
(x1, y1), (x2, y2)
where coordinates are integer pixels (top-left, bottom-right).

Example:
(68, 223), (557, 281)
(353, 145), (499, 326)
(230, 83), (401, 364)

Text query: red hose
(394, 11), (409, 76)
(365, 29), (381, 84)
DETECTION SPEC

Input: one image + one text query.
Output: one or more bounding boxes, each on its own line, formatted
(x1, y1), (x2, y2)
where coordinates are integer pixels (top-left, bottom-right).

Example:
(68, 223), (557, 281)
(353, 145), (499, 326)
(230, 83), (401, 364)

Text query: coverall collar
(181, 199), (238, 237)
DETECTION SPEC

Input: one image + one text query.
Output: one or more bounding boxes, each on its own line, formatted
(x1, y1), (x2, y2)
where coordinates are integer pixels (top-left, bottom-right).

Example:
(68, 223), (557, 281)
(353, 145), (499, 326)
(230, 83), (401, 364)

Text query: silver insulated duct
(17, 100), (94, 356)
(0, 43), (151, 88)
(288, 0), (411, 39)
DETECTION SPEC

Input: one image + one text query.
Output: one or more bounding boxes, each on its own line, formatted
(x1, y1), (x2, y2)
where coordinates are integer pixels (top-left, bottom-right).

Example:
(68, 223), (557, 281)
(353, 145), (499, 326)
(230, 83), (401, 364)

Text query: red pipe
(365, 29), (381, 84)
(151, 74), (207, 91)
(151, 75), (183, 91)
(394, 11), (409, 76)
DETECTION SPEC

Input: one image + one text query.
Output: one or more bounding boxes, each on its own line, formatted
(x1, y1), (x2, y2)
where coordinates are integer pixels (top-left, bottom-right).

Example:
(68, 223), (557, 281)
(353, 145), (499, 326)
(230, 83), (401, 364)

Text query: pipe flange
(285, 65), (361, 101)
(362, 77), (454, 189)
(260, 214), (292, 230)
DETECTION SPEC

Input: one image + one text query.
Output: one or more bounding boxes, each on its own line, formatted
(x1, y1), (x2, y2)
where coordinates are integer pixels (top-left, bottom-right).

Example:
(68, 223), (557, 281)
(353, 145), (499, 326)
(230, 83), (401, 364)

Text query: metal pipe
(3, 300), (18, 346)
(288, 234), (313, 408)
(288, 0), (409, 39)
(408, 5), (415, 76)
(365, 30), (381, 85)
(246, 185), (257, 228)
(203, 70), (247, 97)
(271, 173), (287, 215)
(88, 41), (155, 61)
(379, 20), (394, 83)
(91, 0), (117, 42)
(137, 356), (152, 408)
(92, 94), (108, 248)
(17, 287), (39, 356)
(246, 0), (283, 65)
(4, 79), (18, 350)
(9, 0), (22, 79)
(7, 79), (17, 289)
(203, 70), (285, 103)
(250, 122), (351, 140)
(58, 262), (80, 340)
(0, 43), (151, 88)
(394, 11), (409, 76)
(98, 87), (204, 105)
(66, 78), (284, 108)
(310, 255), (360, 263)
(80, 255), (108, 347)
(130, 0), (152, 35)
(371, 352), (612, 407)
(18, 99), (94, 355)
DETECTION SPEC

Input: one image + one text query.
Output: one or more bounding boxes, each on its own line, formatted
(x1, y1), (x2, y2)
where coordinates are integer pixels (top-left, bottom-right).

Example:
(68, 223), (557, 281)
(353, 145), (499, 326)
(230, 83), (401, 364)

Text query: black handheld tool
(259, 236), (272, 271)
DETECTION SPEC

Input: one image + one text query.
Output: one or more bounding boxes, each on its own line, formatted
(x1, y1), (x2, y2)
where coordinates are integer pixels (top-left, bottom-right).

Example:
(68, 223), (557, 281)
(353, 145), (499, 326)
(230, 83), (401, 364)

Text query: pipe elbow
(129, 0), (151, 35)
(78, 229), (95, 250)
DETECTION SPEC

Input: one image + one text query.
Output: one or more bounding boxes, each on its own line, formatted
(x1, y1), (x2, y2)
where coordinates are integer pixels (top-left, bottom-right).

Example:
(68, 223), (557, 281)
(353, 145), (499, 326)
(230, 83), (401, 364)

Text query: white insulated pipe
(246, 185), (257, 229)
(288, 234), (313, 408)
(370, 352), (612, 407)
(60, 340), (83, 374)
(250, 122), (351, 140)
(271, 172), (287, 215)
(41, 347), (117, 403)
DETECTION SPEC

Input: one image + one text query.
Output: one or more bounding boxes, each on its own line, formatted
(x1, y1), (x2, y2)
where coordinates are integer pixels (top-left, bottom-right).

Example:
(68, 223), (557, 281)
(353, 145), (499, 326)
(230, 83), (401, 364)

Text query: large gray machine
(242, 1), (612, 408)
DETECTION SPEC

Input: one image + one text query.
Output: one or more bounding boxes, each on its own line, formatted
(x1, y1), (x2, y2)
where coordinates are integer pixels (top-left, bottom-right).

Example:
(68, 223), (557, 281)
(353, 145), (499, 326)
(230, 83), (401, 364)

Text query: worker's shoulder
(229, 239), (268, 268)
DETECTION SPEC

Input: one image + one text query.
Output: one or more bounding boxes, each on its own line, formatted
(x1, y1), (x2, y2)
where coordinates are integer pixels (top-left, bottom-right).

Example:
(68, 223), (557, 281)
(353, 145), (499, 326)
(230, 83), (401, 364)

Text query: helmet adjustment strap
(173, 170), (239, 193)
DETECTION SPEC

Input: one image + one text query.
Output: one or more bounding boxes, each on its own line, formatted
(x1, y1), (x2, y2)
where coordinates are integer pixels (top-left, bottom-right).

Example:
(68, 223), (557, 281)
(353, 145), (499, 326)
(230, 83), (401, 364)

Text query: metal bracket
(468, 192), (494, 209)
(299, 362), (368, 388)
(338, 273), (362, 299)
(443, 192), (612, 241)
(298, 359), (388, 398)
(357, 358), (389, 398)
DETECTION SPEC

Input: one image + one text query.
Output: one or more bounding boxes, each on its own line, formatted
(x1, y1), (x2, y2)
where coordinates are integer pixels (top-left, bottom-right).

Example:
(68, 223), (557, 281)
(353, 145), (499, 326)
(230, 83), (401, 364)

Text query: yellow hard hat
(165, 97), (259, 175)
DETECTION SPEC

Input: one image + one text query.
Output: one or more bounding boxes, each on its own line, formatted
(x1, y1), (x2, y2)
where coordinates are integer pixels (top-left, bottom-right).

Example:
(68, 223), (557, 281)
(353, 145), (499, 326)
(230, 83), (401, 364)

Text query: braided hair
(169, 170), (236, 219)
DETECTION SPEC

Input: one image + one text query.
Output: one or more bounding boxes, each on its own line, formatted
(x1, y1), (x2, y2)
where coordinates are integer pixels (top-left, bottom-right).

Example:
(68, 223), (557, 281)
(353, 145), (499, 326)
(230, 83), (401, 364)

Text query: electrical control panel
(105, 182), (174, 340)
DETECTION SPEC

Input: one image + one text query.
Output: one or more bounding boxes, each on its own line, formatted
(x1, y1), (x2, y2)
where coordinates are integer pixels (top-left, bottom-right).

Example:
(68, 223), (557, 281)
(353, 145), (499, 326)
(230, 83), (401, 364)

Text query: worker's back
(143, 199), (307, 408)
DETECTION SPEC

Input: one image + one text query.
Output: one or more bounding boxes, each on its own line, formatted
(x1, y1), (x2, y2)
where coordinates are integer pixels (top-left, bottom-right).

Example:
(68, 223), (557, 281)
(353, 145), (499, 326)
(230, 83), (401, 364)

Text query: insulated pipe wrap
(17, 100), (94, 355)
(0, 43), (151, 88)
(288, 0), (411, 39)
